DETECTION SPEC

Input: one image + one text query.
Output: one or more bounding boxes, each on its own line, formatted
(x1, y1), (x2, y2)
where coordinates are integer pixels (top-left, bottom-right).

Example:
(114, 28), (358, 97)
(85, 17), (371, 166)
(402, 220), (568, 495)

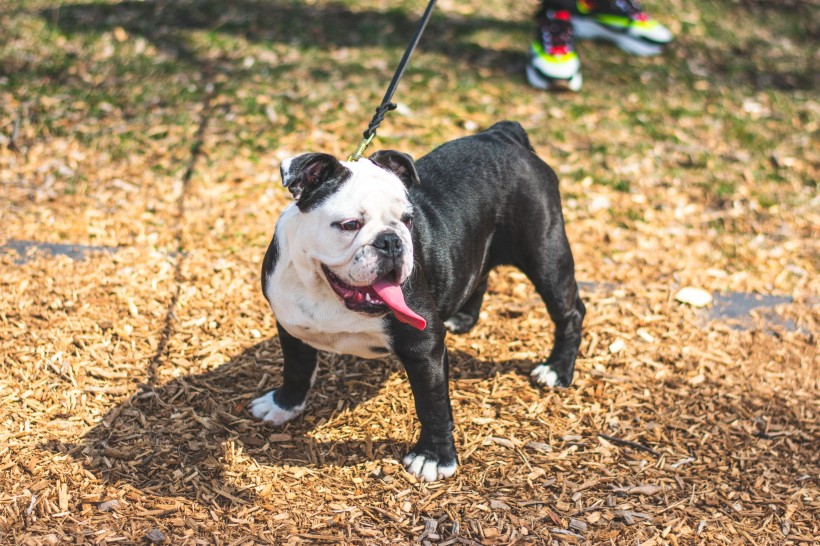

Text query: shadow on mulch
(42, 327), (817, 510)
(42, 336), (535, 506)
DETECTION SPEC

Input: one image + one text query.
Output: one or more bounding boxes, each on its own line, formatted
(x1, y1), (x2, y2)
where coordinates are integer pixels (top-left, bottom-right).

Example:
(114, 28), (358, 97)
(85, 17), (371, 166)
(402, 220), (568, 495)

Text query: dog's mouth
(323, 266), (388, 313)
(322, 265), (426, 330)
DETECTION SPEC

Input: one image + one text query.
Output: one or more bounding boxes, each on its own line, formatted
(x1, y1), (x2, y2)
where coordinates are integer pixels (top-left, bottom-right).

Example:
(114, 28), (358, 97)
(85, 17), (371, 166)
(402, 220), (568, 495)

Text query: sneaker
(573, 0), (673, 56)
(527, 10), (583, 92)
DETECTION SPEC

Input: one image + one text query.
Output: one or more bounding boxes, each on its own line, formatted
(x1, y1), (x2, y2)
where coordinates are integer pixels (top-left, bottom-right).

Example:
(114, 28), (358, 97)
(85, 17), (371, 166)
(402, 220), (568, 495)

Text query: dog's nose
(373, 232), (403, 256)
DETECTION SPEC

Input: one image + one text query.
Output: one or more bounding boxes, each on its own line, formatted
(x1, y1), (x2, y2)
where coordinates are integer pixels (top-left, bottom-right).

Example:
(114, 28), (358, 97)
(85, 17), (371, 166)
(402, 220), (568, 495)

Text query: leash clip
(348, 0), (437, 162)
(348, 133), (375, 162)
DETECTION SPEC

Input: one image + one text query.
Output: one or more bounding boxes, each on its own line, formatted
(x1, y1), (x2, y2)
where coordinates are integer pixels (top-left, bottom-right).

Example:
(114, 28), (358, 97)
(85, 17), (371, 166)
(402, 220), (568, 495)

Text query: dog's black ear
(280, 153), (347, 205)
(369, 150), (420, 188)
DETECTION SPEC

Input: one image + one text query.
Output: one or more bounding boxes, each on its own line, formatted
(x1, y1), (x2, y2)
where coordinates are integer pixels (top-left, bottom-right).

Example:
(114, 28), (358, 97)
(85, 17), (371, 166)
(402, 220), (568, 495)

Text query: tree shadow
(25, 0), (815, 96)
(39, 0), (526, 76)
(43, 335), (535, 506)
(35, 306), (816, 521)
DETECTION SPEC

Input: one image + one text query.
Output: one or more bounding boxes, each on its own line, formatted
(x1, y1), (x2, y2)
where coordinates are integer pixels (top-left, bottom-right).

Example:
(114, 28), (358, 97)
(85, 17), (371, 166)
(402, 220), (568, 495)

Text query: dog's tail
(485, 121), (535, 153)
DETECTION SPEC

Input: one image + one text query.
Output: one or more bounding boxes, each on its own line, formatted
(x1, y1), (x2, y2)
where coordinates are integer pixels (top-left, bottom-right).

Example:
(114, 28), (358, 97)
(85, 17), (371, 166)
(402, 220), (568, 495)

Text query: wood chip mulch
(1, 230), (817, 544)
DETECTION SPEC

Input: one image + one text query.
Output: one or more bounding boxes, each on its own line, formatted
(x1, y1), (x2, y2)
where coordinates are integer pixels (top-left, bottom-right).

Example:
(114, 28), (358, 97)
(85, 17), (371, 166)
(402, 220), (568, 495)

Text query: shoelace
(544, 12), (573, 53)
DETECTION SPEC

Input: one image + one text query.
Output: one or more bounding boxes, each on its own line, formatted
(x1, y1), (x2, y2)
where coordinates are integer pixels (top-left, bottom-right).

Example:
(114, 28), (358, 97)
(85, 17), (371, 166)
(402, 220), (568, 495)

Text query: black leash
(349, 0), (438, 161)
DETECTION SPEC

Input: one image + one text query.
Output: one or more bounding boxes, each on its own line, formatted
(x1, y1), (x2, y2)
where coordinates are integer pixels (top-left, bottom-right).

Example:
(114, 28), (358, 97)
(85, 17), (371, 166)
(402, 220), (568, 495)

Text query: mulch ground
(1, 0), (818, 544)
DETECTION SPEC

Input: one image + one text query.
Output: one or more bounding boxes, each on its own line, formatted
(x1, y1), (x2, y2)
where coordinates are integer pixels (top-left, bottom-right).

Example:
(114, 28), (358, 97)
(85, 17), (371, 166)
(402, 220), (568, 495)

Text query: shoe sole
(529, 43), (582, 81)
(573, 18), (664, 56)
(526, 63), (583, 92)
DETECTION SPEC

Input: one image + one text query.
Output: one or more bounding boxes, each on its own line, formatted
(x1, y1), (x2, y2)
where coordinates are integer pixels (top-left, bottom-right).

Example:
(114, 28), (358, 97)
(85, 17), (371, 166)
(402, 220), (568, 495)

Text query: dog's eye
(401, 214), (413, 228)
(335, 219), (363, 231)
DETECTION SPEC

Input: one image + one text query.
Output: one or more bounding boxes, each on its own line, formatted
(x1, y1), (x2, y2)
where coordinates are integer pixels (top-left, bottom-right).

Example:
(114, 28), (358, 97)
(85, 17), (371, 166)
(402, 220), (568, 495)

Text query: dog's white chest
(281, 322), (391, 359)
(264, 264), (392, 359)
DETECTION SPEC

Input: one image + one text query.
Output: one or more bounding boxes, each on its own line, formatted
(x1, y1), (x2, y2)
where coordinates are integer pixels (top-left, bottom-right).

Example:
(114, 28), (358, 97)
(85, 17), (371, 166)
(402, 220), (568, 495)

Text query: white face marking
(402, 453), (458, 482)
(280, 157), (294, 178)
(263, 158), (416, 358)
(248, 391), (304, 426)
(290, 159), (414, 287)
(530, 363), (560, 388)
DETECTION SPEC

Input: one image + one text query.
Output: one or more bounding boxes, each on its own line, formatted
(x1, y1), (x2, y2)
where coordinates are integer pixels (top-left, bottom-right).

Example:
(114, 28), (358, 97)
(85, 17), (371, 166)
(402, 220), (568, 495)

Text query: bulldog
(249, 121), (585, 482)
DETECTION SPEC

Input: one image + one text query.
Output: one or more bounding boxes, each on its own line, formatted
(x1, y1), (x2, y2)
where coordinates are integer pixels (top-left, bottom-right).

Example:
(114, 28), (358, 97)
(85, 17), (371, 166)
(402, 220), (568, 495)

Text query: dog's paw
(247, 391), (304, 426)
(530, 363), (571, 388)
(402, 452), (458, 482)
(444, 312), (477, 334)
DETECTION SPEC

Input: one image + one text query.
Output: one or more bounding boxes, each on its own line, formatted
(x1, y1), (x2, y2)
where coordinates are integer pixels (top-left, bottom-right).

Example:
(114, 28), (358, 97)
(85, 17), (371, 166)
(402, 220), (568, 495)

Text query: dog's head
(278, 150), (426, 329)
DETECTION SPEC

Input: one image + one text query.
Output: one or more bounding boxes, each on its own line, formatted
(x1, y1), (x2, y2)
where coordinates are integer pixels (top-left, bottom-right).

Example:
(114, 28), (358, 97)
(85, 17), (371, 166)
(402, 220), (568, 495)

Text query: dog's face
(280, 151), (419, 318)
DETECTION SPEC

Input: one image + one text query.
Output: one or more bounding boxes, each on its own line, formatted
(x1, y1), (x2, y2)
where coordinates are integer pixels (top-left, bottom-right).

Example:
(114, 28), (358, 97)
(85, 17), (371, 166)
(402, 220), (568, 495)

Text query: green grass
(1, 0), (816, 236)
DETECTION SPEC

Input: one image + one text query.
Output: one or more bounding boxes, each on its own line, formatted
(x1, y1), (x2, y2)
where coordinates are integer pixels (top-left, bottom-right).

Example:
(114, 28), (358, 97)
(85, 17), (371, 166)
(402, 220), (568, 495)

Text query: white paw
(248, 391), (304, 426)
(443, 313), (474, 333)
(443, 318), (460, 332)
(531, 363), (560, 388)
(402, 453), (458, 482)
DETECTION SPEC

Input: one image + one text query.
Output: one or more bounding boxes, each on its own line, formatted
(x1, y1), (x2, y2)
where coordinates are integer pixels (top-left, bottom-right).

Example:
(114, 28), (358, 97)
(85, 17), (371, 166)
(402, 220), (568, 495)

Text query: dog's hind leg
(444, 278), (488, 334)
(248, 322), (318, 425)
(518, 230), (585, 389)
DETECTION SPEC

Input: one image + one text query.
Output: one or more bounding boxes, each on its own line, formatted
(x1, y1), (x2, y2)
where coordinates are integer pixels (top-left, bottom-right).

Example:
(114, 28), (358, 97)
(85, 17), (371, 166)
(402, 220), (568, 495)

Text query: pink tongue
(372, 280), (427, 330)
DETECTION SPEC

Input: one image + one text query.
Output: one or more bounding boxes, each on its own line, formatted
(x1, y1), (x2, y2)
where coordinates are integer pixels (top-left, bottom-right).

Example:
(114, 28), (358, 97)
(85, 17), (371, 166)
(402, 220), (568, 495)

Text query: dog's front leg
(394, 323), (458, 482)
(249, 322), (318, 426)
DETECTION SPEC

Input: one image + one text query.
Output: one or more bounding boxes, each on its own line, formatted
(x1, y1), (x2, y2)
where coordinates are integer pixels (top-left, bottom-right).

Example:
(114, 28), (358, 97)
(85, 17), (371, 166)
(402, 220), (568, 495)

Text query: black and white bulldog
(249, 121), (585, 482)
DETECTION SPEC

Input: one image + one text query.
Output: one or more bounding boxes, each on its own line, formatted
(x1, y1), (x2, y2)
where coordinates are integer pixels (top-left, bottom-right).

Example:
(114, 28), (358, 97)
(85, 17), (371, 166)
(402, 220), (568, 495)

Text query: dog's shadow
(46, 336), (534, 505)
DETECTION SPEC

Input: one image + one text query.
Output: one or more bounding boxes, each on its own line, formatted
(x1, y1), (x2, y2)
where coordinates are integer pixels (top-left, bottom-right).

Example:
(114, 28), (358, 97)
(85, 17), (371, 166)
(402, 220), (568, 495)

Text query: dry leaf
(675, 287), (713, 307)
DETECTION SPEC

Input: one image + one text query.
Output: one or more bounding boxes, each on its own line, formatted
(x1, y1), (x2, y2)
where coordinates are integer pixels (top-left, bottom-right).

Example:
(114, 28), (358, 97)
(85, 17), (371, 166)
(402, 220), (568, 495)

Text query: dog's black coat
(261, 121), (585, 474)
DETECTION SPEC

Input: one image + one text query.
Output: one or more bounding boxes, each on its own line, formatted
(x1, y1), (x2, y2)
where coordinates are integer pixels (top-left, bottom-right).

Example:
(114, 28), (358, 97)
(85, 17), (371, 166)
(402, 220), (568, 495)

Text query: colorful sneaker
(527, 10), (583, 92)
(573, 0), (673, 56)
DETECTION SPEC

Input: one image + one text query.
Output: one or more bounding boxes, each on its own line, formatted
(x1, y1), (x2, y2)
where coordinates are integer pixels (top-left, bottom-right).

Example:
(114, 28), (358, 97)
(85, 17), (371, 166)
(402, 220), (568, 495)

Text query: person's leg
(572, 0), (674, 56)
(526, 2), (583, 91)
